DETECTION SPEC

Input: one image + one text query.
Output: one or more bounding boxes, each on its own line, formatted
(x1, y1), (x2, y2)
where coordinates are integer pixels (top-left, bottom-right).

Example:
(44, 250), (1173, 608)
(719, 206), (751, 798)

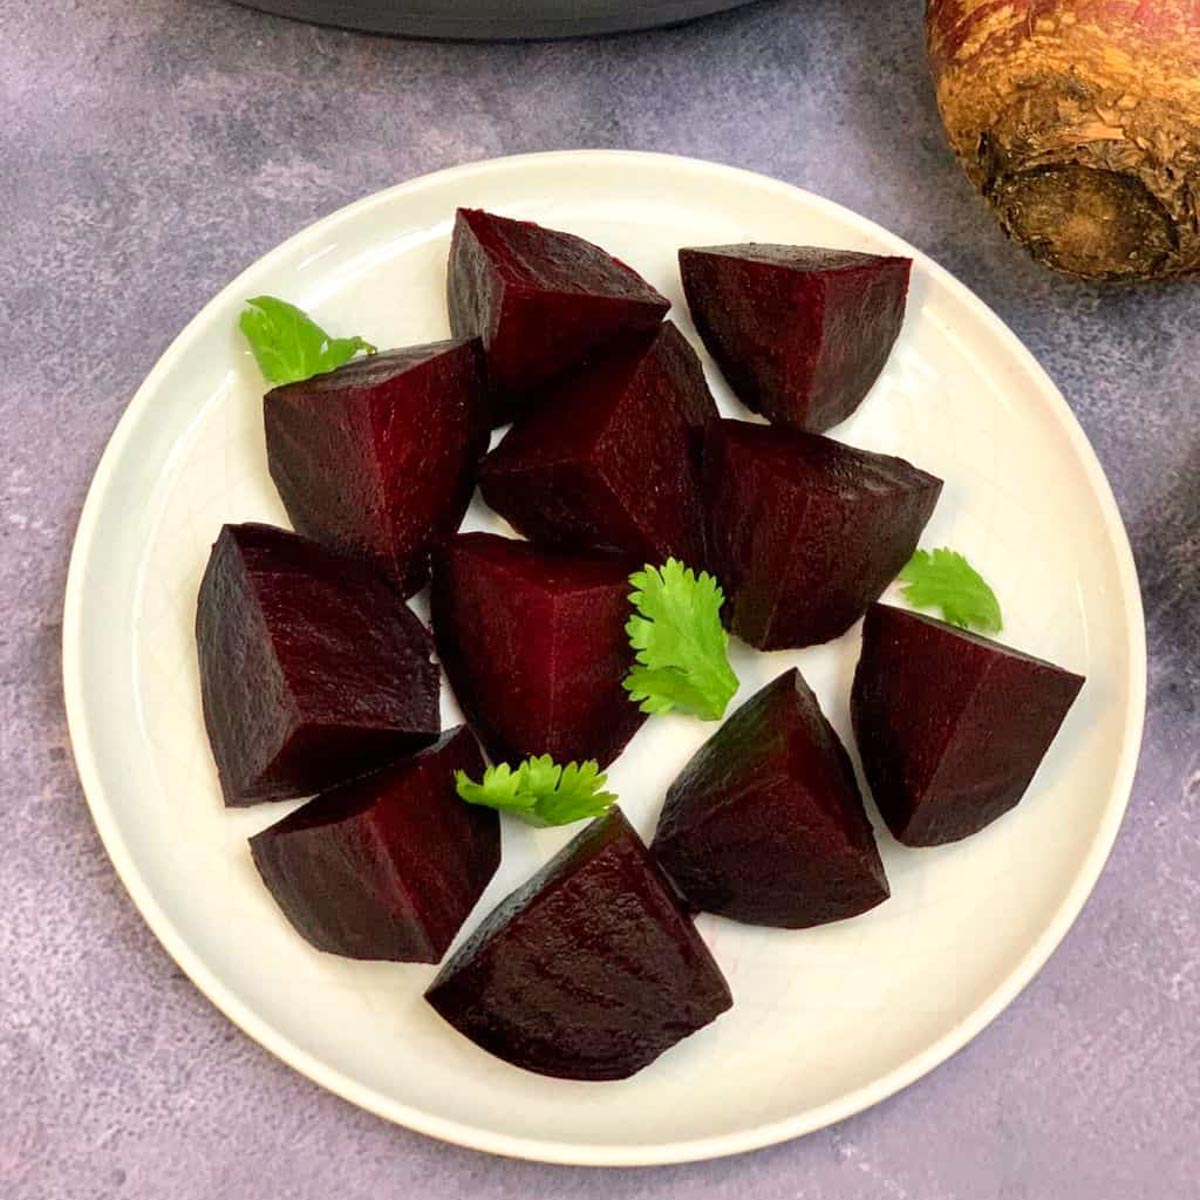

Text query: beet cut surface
(250, 727), (499, 963)
(680, 244), (911, 433)
(425, 807), (732, 1080)
(264, 338), (488, 597)
(478, 323), (714, 566)
(653, 669), (889, 928)
(431, 533), (646, 768)
(852, 604), (1085, 846)
(448, 208), (669, 424)
(196, 523), (439, 805)
(704, 419), (942, 649)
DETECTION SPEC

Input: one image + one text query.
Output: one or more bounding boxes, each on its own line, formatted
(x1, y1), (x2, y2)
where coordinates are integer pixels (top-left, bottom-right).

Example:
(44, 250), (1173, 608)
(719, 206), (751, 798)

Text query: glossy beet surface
(264, 339), (487, 596)
(425, 807), (732, 1080)
(653, 669), (889, 928)
(431, 533), (646, 768)
(680, 244), (911, 432)
(196, 524), (439, 805)
(478, 323), (714, 565)
(852, 604), (1085, 846)
(249, 728), (499, 962)
(448, 208), (669, 424)
(705, 420), (942, 649)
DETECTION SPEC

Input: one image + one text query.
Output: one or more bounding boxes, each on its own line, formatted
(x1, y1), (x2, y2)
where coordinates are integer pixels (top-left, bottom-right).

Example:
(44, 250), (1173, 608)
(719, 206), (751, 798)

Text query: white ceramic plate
(63, 151), (1145, 1166)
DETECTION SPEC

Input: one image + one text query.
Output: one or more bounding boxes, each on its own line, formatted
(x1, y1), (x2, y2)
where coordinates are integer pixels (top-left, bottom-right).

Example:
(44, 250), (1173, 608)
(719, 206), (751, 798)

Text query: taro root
(425, 807), (732, 1080)
(478, 323), (714, 566)
(852, 603), (1085, 846)
(680, 244), (911, 432)
(704, 420), (942, 650)
(196, 523), (439, 805)
(431, 532), (645, 768)
(250, 727), (498, 962)
(264, 338), (487, 596)
(653, 668), (889, 928)
(928, 0), (1200, 281)
(448, 207), (669, 423)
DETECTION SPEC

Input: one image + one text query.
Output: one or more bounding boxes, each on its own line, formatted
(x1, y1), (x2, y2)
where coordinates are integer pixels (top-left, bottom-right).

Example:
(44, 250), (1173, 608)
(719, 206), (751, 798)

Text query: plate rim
(62, 149), (1147, 1167)
(233, 0), (759, 40)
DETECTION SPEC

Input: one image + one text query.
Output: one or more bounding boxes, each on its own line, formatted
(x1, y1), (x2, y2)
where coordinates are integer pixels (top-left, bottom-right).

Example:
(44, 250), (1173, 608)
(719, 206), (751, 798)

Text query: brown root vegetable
(927, 0), (1200, 281)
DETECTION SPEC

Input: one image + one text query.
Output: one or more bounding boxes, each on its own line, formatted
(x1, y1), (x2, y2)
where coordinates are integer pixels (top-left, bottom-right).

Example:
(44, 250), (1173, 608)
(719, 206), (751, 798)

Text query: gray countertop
(3, 1), (1197, 1197)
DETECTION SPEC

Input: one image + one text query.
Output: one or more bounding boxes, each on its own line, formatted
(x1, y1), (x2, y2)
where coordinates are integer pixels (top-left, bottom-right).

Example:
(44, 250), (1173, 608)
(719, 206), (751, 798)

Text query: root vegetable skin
(927, 0), (1200, 280)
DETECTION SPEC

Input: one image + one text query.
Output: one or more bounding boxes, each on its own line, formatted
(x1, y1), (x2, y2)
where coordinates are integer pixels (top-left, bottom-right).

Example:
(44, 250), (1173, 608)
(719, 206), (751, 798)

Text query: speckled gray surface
(2, 1), (1197, 1196)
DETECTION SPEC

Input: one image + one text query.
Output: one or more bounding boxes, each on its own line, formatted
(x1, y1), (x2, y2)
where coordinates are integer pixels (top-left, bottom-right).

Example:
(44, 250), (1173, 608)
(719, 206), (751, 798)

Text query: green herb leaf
(238, 295), (376, 386)
(898, 548), (1003, 634)
(455, 756), (617, 828)
(623, 559), (739, 721)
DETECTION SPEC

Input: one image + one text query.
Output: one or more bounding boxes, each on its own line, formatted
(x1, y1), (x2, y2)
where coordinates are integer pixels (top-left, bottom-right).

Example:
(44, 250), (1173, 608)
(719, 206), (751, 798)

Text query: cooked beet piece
(249, 727), (498, 963)
(478, 323), (714, 566)
(425, 807), (731, 1080)
(704, 420), (942, 649)
(851, 604), (1085, 846)
(653, 669), (889, 928)
(631, 320), (721, 471)
(264, 338), (487, 597)
(680, 244), (911, 432)
(431, 533), (645, 768)
(448, 208), (669, 424)
(196, 523), (439, 805)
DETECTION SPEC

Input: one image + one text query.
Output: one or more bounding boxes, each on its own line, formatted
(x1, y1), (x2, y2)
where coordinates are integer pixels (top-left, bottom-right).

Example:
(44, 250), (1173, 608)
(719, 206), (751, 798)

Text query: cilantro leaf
(455, 762), (533, 816)
(455, 756), (617, 828)
(898, 548), (1003, 634)
(623, 559), (739, 721)
(238, 295), (376, 386)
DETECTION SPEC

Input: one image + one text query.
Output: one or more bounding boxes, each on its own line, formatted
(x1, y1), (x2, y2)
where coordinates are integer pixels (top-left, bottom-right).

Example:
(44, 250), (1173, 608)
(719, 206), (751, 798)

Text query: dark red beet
(851, 604), (1085, 846)
(264, 339), (487, 597)
(431, 533), (645, 768)
(704, 420), (942, 649)
(196, 524), (439, 805)
(249, 727), (498, 963)
(478, 323), (714, 566)
(680, 244), (911, 432)
(448, 208), (669, 424)
(425, 807), (731, 1080)
(653, 669), (889, 928)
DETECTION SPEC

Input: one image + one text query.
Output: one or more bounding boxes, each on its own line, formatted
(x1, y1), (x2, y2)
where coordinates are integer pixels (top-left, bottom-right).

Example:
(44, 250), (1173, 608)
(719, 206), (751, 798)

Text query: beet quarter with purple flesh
(425, 807), (732, 1080)
(448, 208), (669, 423)
(196, 523), (439, 805)
(852, 603), (1085, 846)
(704, 419), (942, 649)
(264, 338), (487, 596)
(431, 533), (645, 769)
(250, 727), (498, 962)
(653, 668), (889, 928)
(479, 323), (714, 566)
(680, 244), (911, 433)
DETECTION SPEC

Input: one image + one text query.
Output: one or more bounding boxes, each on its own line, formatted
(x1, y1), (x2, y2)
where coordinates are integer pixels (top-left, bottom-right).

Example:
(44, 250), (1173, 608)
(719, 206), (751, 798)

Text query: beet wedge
(196, 523), (439, 805)
(478, 323), (714, 565)
(448, 208), (669, 424)
(704, 419), (942, 649)
(653, 668), (889, 928)
(680, 244), (911, 432)
(852, 604), (1085, 846)
(250, 727), (499, 963)
(264, 338), (487, 596)
(425, 807), (732, 1080)
(431, 533), (645, 769)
